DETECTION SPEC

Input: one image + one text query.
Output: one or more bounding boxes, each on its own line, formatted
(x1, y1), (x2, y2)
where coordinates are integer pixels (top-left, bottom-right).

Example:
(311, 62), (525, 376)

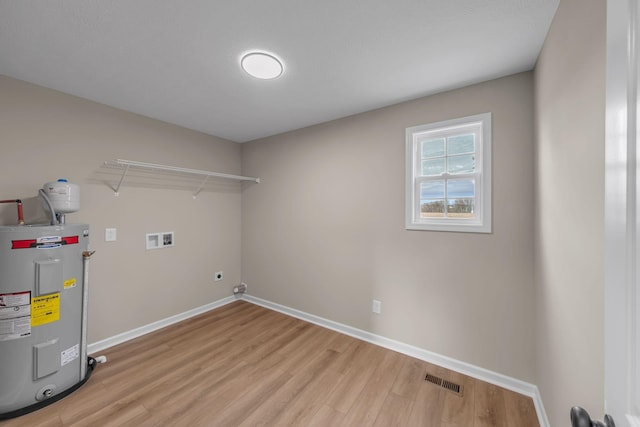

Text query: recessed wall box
(146, 232), (175, 250)
(162, 232), (174, 247)
(146, 233), (160, 250)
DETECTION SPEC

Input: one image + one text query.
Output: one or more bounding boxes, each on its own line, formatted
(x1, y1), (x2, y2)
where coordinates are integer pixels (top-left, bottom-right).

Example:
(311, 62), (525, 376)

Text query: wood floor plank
(340, 350), (406, 426)
(408, 381), (446, 426)
(0, 410), (63, 427)
(236, 372), (317, 426)
(307, 404), (347, 426)
(325, 329), (355, 353)
(55, 380), (117, 425)
(326, 339), (372, 375)
(221, 308), (287, 344)
(474, 381), (508, 427)
(268, 369), (343, 426)
(391, 356), (427, 398)
(0, 300), (540, 427)
(195, 366), (293, 427)
(435, 367), (477, 426)
(67, 402), (150, 427)
(140, 358), (250, 417)
(241, 318), (309, 365)
(274, 325), (338, 376)
(239, 351), (343, 427)
(503, 387), (540, 427)
(372, 392), (415, 427)
(324, 342), (387, 414)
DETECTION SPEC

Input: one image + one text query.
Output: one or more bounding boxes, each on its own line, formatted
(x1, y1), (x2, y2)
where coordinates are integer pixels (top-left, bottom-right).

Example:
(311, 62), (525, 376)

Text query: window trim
(405, 113), (492, 233)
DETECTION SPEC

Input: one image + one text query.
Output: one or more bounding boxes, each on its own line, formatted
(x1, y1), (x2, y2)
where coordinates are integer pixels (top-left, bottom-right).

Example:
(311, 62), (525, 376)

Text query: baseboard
(87, 296), (237, 355)
(241, 294), (550, 427)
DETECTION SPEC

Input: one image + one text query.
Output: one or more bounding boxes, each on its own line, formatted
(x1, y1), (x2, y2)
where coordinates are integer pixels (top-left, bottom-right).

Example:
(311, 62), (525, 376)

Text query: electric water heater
(0, 223), (91, 417)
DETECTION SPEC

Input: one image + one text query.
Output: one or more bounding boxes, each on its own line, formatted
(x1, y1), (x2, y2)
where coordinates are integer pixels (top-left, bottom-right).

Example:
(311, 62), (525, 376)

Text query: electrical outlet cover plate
(372, 299), (382, 314)
(105, 228), (117, 242)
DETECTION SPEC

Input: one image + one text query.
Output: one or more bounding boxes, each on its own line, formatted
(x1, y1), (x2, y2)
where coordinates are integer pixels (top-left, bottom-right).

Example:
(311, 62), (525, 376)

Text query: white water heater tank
(42, 179), (80, 214)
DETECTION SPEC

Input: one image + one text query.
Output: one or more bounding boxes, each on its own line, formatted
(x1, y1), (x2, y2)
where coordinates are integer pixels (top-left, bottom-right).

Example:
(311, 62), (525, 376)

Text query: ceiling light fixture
(241, 52), (283, 80)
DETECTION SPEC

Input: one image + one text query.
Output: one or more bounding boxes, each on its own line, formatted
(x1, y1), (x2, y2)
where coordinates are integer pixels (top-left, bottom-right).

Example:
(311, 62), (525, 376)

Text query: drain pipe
(38, 189), (57, 225)
(80, 250), (106, 378)
(80, 250), (93, 379)
(0, 199), (25, 225)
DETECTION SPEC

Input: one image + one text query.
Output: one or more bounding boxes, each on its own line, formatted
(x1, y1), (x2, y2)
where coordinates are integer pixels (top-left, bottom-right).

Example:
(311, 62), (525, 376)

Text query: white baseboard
(241, 294), (550, 427)
(87, 296), (237, 355)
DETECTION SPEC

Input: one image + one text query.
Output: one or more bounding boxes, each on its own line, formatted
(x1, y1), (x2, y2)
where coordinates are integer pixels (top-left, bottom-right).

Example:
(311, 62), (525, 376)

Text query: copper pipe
(0, 199), (25, 225)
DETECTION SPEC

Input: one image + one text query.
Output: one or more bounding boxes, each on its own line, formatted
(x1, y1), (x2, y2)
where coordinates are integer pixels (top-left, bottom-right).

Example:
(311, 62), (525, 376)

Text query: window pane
(448, 134), (475, 155)
(447, 179), (475, 198)
(420, 200), (445, 217)
(421, 180), (445, 199)
(447, 199), (475, 218)
(447, 154), (475, 174)
(422, 158), (445, 176)
(421, 138), (445, 158)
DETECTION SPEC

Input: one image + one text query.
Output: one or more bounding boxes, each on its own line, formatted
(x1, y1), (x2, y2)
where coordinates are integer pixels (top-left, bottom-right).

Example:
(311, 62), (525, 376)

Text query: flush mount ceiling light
(241, 52), (283, 80)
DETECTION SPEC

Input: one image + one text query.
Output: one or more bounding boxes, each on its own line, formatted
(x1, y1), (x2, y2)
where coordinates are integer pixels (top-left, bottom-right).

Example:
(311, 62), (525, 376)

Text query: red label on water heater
(11, 235), (79, 249)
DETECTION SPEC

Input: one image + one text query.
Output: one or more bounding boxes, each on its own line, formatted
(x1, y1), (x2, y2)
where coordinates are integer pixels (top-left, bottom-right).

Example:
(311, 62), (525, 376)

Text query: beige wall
(534, 0), (606, 424)
(242, 72), (537, 382)
(0, 75), (243, 343)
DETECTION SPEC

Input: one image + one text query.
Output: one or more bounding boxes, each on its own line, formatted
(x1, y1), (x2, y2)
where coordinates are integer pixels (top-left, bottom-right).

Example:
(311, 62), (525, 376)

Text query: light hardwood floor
(0, 300), (539, 426)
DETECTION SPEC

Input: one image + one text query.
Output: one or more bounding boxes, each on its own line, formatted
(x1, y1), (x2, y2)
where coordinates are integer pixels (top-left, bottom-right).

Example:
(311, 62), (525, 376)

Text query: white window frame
(405, 113), (492, 233)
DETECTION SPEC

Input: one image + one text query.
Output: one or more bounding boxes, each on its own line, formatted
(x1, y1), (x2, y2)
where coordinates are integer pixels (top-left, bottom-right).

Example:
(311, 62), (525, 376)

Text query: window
(405, 113), (491, 233)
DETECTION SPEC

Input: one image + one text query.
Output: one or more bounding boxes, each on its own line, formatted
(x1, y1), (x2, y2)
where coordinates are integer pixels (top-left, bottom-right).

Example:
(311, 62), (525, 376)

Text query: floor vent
(424, 372), (463, 396)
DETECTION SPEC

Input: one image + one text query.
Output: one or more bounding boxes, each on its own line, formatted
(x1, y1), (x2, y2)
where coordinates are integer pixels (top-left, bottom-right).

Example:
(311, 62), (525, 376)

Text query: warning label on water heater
(64, 278), (77, 290)
(0, 291), (32, 341)
(61, 344), (79, 367)
(31, 293), (60, 327)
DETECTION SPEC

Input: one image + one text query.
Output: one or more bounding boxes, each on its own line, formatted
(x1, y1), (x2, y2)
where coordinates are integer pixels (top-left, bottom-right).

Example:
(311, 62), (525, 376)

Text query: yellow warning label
(31, 293), (60, 327)
(64, 278), (77, 290)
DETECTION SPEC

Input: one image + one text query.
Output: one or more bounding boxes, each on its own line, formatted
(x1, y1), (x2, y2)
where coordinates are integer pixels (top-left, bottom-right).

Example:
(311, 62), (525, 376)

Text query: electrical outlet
(372, 299), (382, 314)
(215, 271), (224, 281)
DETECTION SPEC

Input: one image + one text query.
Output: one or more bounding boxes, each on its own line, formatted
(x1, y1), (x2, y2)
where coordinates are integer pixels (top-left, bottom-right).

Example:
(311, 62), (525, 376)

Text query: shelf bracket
(193, 175), (209, 199)
(114, 164), (130, 196)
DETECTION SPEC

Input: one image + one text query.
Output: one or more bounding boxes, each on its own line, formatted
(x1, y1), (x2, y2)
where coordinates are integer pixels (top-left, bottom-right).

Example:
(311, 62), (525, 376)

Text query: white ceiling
(0, 1), (559, 143)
